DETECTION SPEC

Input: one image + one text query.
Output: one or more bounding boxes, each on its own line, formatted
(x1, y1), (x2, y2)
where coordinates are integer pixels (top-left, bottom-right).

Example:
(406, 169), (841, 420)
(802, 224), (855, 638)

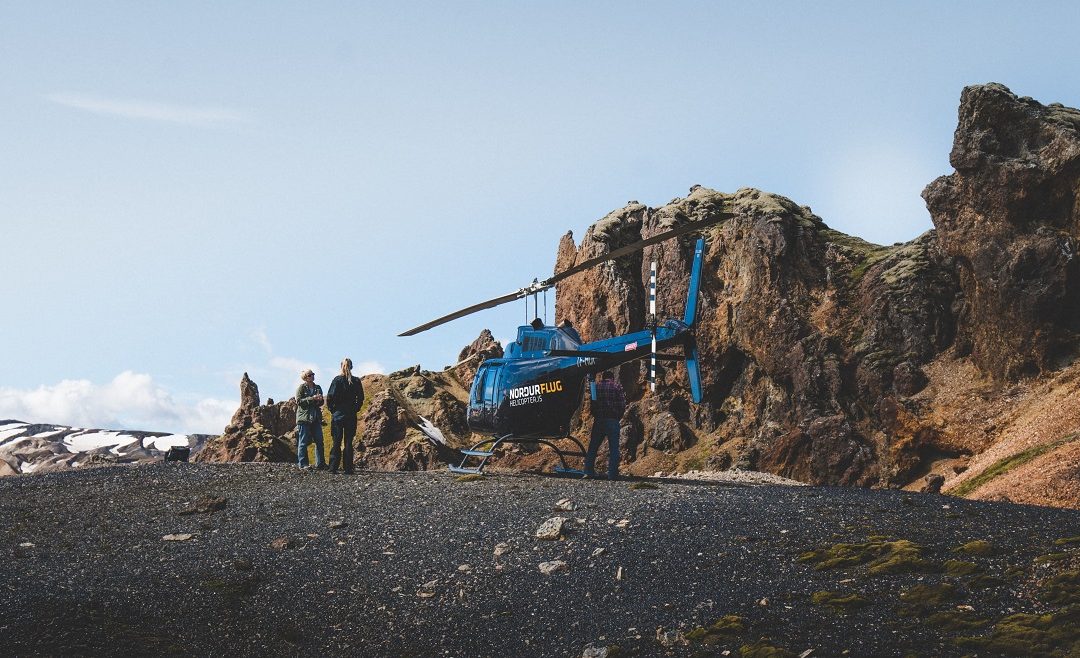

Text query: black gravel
(1, 463), (1078, 657)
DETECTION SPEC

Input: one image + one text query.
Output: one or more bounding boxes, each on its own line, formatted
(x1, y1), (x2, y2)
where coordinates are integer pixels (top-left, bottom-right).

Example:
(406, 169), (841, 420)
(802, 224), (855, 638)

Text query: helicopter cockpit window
(521, 332), (549, 352)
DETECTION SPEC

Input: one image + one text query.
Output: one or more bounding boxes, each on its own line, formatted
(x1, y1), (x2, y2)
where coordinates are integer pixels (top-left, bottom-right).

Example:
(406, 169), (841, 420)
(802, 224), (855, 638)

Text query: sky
(2, 1), (1079, 434)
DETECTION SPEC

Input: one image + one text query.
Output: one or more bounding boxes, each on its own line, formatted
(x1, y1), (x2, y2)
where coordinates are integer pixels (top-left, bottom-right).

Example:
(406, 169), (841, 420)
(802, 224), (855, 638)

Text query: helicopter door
(469, 364), (502, 431)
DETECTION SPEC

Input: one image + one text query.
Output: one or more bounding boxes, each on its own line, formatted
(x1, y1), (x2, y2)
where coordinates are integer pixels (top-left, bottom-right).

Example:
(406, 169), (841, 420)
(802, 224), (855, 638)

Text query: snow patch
(141, 434), (190, 452)
(30, 428), (66, 439)
(0, 424), (29, 443)
(63, 431), (139, 454)
(417, 416), (447, 446)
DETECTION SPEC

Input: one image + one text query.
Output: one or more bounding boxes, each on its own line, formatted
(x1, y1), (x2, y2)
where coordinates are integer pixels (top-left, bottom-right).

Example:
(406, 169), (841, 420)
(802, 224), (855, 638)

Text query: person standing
(295, 369), (326, 470)
(585, 370), (626, 480)
(326, 357), (365, 474)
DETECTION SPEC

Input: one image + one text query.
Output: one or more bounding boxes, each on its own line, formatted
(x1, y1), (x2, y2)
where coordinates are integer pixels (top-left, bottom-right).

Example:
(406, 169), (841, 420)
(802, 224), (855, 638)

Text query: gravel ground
(1, 463), (1078, 657)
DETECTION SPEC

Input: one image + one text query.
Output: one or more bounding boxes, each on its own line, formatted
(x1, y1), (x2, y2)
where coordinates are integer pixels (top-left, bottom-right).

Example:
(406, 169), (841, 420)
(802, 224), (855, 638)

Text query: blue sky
(2, 1), (1079, 433)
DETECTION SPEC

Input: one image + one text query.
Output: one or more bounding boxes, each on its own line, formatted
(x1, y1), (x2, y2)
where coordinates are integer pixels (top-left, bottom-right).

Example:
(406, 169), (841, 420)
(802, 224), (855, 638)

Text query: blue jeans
(296, 421), (325, 467)
(585, 418), (621, 479)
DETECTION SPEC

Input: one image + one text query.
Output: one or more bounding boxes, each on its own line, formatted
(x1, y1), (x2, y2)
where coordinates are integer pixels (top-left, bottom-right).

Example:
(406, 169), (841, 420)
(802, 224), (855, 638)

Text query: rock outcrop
(924, 82), (1080, 379)
(194, 373), (296, 464)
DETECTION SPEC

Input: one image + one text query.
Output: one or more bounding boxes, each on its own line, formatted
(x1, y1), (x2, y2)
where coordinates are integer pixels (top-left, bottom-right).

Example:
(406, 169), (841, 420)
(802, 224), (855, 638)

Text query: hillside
(0, 420), (208, 475)
(2, 463), (1077, 657)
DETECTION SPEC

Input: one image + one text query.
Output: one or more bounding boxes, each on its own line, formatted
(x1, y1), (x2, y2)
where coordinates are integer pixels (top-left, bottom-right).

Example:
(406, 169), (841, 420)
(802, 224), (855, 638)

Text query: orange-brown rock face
(556, 186), (962, 486)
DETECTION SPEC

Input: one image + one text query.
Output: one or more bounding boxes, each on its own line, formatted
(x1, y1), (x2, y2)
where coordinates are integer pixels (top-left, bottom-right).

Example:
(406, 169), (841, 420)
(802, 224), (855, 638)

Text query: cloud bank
(0, 372), (234, 435)
(47, 92), (248, 127)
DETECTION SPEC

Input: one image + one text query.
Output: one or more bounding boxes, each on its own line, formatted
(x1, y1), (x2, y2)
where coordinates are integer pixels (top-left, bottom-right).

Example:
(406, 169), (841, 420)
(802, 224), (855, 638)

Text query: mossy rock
(945, 559), (983, 576)
(954, 604), (1080, 657)
(955, 540), (994, 556)
(927, 609), (990, 632)
(739, 639), (796, 658)
(1039, 570), (1080, 605)
(454, 474), (484, 483)
(1054, 536), (1080, 546)
(898, 583), (956, 616)
(797, 539), (937, 575)
(628, 481), (659, 491)
(810, 590), (868, 611)
(686, 615), (745, 645)
(969, 575), (1007, 590)
(1005, 565), (1027, 580)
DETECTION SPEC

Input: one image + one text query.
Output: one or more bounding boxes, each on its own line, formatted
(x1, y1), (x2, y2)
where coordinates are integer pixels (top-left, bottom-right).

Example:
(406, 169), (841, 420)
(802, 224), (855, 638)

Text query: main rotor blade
(541, 211), (734, 286)
(398, 290), (525, 336)
(399, 208), (734, 337)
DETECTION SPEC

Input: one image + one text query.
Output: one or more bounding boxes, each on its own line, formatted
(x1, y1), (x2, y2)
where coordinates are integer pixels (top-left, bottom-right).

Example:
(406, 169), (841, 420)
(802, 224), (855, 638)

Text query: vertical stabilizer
(684, 237), (705, 403)
(684, 237), (705, 326)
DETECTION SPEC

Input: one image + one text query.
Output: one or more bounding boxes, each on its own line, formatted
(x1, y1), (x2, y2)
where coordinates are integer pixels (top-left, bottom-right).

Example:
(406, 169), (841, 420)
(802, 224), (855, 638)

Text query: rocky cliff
(201, 83), (1079, 509)
(548, 83), (1079, 506)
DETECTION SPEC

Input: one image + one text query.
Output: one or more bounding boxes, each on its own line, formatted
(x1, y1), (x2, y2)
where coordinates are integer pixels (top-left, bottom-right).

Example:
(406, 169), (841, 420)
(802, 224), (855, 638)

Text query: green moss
(970, 575), (1007, 589)
(202, 575), (260, 598)
(945, 559), (983, 576)
(1054, 536), (1080, 546)
(951, 434), (1078, 497)
(1039, 570), (1080, 605)
(810, 590), (868, 611)
(454, 474), (484, 482)
(686, 615), (745, 645)
(739, 639), (796, 658)
(927, 610), (990, 632)
(628, 481), (659, 491)
(1005, 565), (1027, 579)
(898, 583), (956, 616)
(798, 539), (938, 575)
(955, 540), (994, 556)
(954, 605), (1080, 657)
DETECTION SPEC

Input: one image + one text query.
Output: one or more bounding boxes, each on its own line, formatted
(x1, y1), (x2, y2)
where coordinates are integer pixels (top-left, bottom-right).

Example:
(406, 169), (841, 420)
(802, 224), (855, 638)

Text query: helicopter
(399, 211), (733, 475)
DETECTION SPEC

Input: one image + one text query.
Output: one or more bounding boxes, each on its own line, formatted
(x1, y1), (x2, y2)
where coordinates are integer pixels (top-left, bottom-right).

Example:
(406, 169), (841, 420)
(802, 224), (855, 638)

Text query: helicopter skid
(450, 434), (587, 476)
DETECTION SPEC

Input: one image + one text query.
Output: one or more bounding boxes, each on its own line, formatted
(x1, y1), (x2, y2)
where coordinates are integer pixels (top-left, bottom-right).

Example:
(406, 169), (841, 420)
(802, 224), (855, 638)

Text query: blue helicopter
(399, 213), (732, 474)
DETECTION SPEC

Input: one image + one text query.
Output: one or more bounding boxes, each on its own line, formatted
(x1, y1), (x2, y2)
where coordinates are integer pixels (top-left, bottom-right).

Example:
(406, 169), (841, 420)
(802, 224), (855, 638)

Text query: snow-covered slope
(0, 419), (211, 475)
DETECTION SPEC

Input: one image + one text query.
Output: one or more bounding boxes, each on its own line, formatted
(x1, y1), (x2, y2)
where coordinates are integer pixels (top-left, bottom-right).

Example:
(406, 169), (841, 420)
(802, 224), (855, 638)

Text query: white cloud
(251, 327), (274, 354)
(47, 92), (248, 127)
(353, 360), (386, 376)
(268, 356), (319, 375)
(0, 371), (233, 435)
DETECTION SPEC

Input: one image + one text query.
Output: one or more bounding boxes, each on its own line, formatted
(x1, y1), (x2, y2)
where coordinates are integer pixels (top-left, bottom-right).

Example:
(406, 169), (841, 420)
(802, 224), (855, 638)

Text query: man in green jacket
(295, 369), (326, 469)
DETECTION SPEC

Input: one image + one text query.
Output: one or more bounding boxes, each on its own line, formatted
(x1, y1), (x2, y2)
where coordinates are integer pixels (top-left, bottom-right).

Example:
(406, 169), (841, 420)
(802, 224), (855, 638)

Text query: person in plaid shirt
(585, 370), (626, 480)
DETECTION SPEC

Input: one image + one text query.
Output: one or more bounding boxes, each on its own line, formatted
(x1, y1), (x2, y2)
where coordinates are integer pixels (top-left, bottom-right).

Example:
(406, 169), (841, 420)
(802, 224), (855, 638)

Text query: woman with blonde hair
(326, 357), (365, 474)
